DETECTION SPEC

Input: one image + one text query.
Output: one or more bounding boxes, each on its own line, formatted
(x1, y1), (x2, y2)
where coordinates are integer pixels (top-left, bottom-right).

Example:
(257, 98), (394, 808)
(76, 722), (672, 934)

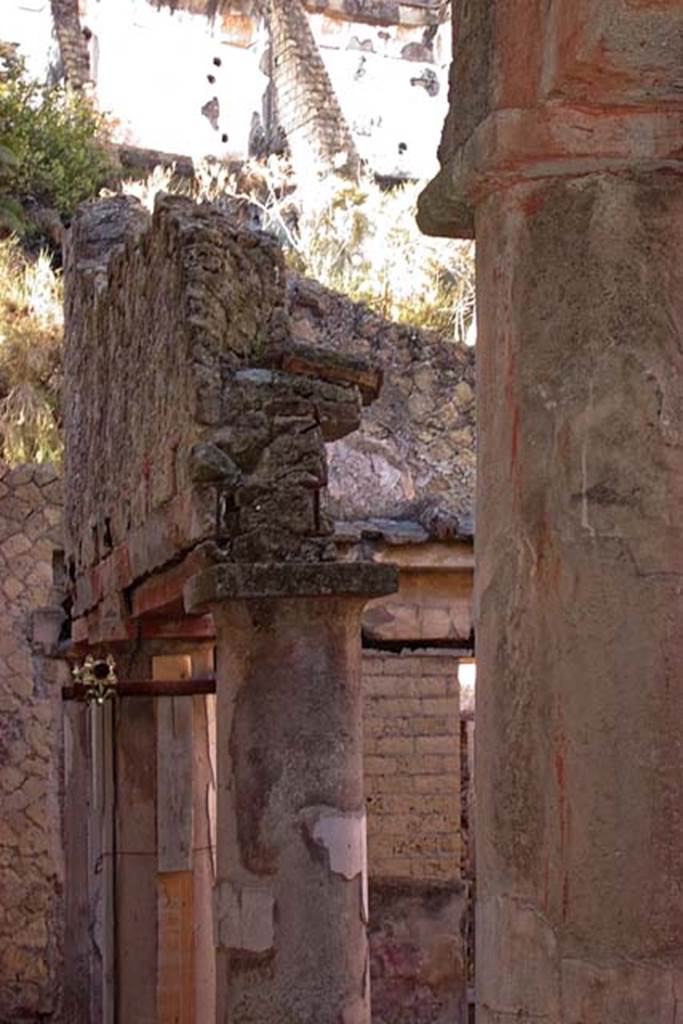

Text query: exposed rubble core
(64, 193), (390, 643)
(289, 275), (475, 533)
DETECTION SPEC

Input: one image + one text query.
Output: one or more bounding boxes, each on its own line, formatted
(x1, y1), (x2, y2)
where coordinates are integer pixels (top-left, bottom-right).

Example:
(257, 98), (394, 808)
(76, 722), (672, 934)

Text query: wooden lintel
(140, 615), (215, 641)
(263, 345), (383, 403)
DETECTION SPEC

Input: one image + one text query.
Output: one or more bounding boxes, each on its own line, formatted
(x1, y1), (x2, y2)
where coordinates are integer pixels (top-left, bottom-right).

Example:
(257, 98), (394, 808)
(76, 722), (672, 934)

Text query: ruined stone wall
(289, 275), (475, 532)
(63, 194), (298, 637)
(0, 463), (65, 1023)
(65, 195), (377, 648)
(267, 0), (360, 180)
(50, 0), (91, 89)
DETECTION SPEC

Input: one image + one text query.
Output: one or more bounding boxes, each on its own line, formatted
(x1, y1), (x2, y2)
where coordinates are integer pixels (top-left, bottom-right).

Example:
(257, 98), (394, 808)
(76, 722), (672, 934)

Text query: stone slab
(184, 560), (398, 611)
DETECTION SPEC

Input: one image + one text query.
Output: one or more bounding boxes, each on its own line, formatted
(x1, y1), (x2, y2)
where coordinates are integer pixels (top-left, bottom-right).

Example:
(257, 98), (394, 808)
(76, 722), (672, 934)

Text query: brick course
(362, 651), (461, 882)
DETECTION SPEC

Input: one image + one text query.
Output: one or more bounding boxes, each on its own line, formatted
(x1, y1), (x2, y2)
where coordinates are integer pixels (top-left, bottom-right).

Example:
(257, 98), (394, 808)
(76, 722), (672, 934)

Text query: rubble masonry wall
(0, 463), (64, 1022)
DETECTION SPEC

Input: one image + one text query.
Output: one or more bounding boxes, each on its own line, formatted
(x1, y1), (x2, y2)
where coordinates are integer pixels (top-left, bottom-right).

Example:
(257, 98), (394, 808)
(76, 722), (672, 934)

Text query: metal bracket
(71, 655), (118, 705)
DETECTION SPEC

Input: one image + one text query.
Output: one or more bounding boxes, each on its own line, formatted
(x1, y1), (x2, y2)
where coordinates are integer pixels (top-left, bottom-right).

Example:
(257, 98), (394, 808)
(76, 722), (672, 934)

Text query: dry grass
(122, 157), (476, 342)
(0, 238), (62, 464)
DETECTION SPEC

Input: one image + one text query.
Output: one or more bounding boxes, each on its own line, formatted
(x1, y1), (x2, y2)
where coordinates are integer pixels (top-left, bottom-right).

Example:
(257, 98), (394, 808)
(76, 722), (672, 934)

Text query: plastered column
(186, 563), (396, 1024)
(475, 172), (683, 1021)
(417, 0), (683, 1018)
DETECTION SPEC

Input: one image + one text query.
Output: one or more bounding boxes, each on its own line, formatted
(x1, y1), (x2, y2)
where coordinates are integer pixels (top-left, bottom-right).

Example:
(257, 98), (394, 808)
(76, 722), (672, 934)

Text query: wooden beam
(155, 657), (194, 873)
(154, 656), (196, 1024)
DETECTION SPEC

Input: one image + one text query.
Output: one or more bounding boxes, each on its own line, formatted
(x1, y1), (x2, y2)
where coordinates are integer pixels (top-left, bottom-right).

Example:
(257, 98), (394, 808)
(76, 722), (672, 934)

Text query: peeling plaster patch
(215, 880), (274, 953)
(312, 809), (369, 921)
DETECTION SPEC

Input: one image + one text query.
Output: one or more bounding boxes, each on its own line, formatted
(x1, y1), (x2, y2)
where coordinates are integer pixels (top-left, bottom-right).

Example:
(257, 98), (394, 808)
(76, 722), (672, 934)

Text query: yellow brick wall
(362, 651), (461, 882)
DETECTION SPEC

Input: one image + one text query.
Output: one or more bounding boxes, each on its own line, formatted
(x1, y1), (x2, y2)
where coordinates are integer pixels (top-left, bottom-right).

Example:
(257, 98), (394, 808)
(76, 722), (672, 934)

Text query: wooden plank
(155, 656), (194, 873)
(259, 341), (383, 402)
(102, 701), (116, 1024)
(87, 705), (104, 1024)
(192, 648), (217, 1024)
(88, 701), (116, 1024)
(158, 872), (195, 1024)
(155, 654), (197, 1024)
(63, 704), (94, 1024)
(116, 695), (158, 1024)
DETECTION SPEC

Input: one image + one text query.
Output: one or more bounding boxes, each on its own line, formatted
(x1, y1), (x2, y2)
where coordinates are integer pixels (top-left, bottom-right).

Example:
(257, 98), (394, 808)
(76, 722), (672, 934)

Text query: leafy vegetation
(0, 48), (111, 220)
(0, 140), (26, 235)
(0, 238), (62, 464)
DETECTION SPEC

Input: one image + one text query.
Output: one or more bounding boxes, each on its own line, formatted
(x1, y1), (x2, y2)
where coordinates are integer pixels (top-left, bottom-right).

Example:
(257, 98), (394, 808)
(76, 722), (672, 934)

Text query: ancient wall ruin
(64, 192), (384, 646)
(364, 652), (461, 882)
(0, 192), (475, 1022)
(4, 0), (451, 179)
(0, 463), (65, 1022)
(267, 0), (361, 180)
(289, 275), (475, 534)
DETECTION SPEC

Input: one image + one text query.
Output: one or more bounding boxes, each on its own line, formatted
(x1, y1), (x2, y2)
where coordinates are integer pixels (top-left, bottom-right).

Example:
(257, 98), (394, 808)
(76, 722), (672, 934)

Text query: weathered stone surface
(422, 0), (683, 1019)
(64, 195), (381, 630)
(475, 170), (683, 1023)
(185, 558), (398, 611)
(267, 0), (361, 182)
(289, 275), (475, 531)
(363, 651), (462, 882)
(64, 193), (290, 581)
(211, 596), (374, 1023)
(418, 0), (683, 236)
(0, 463), (65, 1023)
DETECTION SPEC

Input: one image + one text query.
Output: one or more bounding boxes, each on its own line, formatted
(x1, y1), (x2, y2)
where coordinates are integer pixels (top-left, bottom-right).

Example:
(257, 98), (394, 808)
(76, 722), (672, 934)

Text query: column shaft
(213, 596), (370, 1024)
(475, 172), (683, 1019)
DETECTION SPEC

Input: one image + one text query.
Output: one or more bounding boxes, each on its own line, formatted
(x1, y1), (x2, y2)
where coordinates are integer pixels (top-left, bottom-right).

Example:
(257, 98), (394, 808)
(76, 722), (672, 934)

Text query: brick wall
(363, 650), (461, 882)
(362, 650), (469, 1023)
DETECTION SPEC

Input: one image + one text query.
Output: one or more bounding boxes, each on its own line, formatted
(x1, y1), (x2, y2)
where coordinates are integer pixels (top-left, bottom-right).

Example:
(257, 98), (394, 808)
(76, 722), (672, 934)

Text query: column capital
(418, 0), (683, 238)
(184, 560), (398, 613)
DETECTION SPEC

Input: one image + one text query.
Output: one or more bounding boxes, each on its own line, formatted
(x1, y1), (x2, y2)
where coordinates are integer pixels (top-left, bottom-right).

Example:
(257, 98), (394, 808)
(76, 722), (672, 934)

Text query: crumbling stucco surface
(419, 0), (683, 1018)
(289, 276), (475, 533)
(0, 463), (65, 1022)
(476, 170), (683, 1024)
(369, 882), (468, 1024)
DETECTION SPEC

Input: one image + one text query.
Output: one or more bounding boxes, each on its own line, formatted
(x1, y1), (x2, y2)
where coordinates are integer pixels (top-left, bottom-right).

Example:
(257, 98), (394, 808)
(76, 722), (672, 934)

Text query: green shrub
(0, 49), (111, 219)
(0, 140), (25, 234)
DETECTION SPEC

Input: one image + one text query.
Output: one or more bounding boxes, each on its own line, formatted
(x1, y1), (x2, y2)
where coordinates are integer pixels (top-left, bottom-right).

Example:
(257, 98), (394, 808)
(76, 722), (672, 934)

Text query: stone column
(418, 1), (683, 1019)
(186, 563), (396, 1024)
